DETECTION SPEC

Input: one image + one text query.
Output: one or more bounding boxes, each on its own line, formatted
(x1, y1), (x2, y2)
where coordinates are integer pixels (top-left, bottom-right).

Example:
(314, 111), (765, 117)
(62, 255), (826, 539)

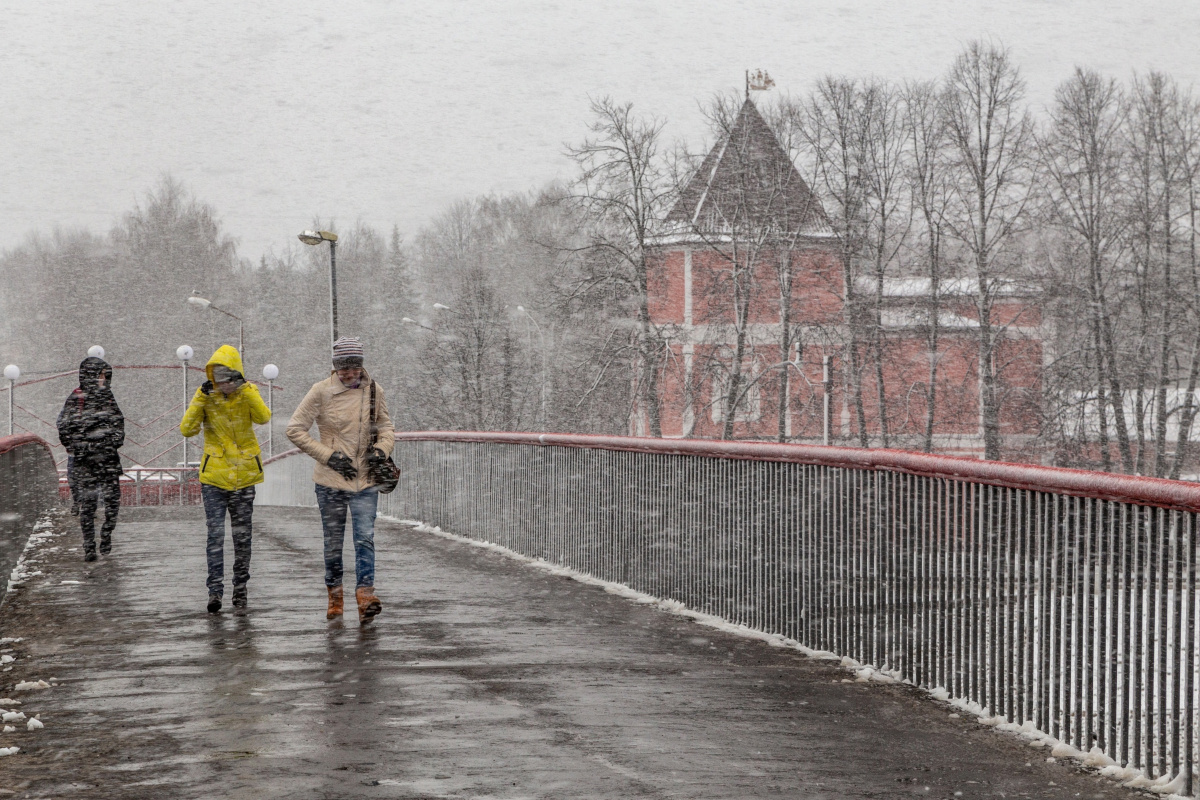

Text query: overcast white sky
(3, 0), (1198, 261)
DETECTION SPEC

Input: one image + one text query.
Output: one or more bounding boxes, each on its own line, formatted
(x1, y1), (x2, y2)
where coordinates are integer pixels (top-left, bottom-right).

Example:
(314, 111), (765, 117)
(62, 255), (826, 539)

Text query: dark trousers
(201, 484), (255, 596)
(66, 455), (80, 508)
(78, 471), (120, 552)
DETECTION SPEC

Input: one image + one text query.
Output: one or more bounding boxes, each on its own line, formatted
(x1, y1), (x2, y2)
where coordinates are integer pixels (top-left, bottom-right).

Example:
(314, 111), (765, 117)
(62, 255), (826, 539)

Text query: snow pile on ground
(26, 717), (42, 731)
(390, 515), (1195, 800)
(0, 746), (18, 756)
(7, 514), (62, 594)
(12, 680), (49, 692)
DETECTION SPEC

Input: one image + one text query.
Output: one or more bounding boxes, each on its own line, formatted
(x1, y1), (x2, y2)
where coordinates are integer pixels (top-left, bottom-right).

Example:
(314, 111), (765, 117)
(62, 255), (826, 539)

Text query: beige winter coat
(286, 369), (395, 492)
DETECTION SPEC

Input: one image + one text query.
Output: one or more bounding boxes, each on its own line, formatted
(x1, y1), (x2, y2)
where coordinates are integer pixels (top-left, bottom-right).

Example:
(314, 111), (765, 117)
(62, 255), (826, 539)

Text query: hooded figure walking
(180, 345), (271, 613)
(57, 356), (125, 561)
(287, 337), (394, 624)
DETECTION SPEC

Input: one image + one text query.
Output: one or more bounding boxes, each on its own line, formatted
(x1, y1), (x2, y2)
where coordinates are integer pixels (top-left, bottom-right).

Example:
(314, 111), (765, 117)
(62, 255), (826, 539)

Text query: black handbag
(367, 381), (400, 494)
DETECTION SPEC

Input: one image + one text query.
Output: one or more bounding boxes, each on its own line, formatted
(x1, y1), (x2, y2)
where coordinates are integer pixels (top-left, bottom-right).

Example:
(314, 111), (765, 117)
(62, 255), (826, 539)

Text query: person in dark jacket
(56, 357), (125, 561)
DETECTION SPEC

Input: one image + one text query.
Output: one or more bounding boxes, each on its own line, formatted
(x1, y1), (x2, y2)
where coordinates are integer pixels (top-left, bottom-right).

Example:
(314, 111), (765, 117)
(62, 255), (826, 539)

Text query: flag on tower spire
(745, 68), (775, 98)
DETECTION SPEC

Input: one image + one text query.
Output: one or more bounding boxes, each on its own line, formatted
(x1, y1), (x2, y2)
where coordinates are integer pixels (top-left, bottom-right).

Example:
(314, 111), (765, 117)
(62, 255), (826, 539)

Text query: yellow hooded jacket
(180, 345), (271, 491)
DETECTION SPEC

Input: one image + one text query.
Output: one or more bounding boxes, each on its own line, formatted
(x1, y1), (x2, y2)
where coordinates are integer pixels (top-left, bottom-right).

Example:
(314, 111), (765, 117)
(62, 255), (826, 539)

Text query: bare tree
(1123, 73), (1200, 476)
(903, 80), (953, 452)
(792, 77), (872, 446)
(1038, 68), (1131, 471)
(858, 80), (912, 447)
(566, 98), (674, 436)
(941, 41), (1036, 460)
(1165, 84), (1200, 478)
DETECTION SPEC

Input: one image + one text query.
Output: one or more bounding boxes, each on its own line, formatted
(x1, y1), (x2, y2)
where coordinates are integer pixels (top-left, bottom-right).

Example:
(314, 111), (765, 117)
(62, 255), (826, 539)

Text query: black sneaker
(207, 594), (222, 614)
(232, 586), (247, 609)
(83, 550), (97, 563)
(99, 537), (111, 555)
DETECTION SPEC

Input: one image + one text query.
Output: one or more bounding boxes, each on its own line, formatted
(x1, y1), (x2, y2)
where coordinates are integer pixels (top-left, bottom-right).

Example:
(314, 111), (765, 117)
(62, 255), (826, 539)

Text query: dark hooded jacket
(57, 357), (125, 479)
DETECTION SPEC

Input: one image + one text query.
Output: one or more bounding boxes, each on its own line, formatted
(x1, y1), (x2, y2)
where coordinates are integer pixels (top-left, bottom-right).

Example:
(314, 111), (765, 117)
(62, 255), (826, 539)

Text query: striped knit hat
(332, 336), (365, 369)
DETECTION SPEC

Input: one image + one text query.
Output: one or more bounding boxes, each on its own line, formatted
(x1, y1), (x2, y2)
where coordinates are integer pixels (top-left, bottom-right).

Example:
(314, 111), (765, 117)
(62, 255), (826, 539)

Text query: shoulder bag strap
(369, 381), (379, 447)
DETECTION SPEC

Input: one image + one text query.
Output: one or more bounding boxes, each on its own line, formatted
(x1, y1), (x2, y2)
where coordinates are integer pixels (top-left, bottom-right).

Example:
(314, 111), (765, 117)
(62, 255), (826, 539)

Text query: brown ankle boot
(355, 586), (382, 623)
(326, 585), (344, 619)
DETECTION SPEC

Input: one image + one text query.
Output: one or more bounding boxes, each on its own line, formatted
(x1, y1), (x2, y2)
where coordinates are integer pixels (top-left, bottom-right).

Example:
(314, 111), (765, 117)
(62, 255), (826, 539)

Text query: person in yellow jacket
(180, 345), (271, 614)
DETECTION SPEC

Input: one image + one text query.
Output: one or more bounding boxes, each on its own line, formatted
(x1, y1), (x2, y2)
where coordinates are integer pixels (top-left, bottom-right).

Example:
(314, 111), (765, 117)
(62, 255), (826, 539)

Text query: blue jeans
(201, 484), (255, 596)
(314, 484), (378, 588)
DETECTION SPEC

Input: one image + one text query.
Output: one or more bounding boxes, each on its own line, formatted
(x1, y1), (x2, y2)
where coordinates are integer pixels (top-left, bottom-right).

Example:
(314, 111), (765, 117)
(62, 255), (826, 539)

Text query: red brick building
(640, 98), (1042, 457)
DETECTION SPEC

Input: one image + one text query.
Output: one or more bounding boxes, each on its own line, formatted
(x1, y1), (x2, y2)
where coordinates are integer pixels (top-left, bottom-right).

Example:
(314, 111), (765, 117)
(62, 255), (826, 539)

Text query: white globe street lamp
(3, 364), (18, 436)
(87, 345), (105, 359)
(262, 364), (279, 457)
(177, 345), (193, 476)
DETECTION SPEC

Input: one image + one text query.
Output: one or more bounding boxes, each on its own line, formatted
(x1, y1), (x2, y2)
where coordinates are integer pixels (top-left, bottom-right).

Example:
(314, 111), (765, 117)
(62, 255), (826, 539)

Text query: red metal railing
(347, 432), (1200, 792)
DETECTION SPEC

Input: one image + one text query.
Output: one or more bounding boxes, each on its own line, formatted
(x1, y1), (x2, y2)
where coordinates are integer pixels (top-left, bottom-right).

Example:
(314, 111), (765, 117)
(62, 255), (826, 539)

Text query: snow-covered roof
(854, 276), (1037, 298)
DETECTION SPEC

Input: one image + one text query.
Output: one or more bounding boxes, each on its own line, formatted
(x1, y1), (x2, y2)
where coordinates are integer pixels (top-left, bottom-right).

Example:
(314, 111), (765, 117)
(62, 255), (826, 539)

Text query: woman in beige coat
(286, 337), (394, 623)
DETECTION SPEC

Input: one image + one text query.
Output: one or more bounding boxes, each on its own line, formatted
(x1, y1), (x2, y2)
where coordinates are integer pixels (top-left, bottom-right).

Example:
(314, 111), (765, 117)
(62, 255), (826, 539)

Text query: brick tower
(643, 98), (1042, 455)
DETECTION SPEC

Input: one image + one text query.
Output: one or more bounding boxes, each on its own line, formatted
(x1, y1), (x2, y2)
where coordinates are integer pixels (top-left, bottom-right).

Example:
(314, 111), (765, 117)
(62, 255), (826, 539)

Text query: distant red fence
(58, 467), (203, 506)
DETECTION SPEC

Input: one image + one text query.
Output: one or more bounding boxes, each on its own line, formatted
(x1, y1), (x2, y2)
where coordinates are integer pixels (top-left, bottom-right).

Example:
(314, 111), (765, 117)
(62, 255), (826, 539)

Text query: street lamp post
(187, 295), (244, 359)
(298, 230), (340, 349)
(822, 354), (833, 446)
(516, 305), (548, 431)
(176, 346), (193, 473)
(262, 363), (279, 458)
(3, 364), (19, 435)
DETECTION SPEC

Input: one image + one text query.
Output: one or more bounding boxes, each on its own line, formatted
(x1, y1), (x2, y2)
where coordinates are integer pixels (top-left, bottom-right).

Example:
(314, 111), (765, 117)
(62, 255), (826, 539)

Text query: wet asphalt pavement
(0, 506), (1147, 799)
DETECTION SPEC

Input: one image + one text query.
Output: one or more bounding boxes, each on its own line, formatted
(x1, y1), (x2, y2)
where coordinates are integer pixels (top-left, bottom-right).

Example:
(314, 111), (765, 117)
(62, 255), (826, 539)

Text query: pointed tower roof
(664, 99), (831, 239)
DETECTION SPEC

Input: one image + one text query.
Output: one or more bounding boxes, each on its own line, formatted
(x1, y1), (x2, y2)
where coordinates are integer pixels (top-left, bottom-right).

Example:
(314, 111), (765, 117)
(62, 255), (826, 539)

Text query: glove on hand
(366, 447), (388, 466)
(200, 380), (214, 396)
(326, 451), (357, 481)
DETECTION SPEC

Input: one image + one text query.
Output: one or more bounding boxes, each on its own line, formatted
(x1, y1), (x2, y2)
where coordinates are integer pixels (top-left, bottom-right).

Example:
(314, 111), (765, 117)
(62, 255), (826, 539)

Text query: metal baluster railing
(261, 432), (1200, 793)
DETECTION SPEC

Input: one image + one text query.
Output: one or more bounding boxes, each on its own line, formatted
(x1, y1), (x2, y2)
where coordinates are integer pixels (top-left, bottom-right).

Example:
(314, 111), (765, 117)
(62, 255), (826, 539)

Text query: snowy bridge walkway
(0, 505), (1133, 799)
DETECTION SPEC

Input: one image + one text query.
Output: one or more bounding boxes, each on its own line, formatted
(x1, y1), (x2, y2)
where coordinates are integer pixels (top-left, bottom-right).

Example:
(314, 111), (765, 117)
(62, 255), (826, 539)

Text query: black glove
(366, 447), (388, 466)
(200, 380), (214, 396)
(326, 452), (357, 480)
